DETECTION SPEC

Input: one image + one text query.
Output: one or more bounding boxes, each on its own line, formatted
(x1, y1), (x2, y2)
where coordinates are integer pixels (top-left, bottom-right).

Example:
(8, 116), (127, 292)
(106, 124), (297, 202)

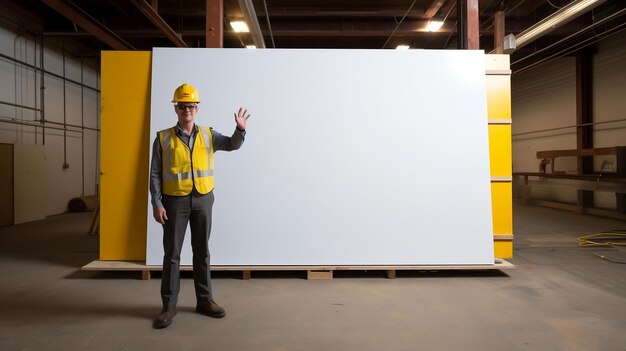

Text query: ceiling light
(514, 0), (606, 49)
(246, 45), (257, 49)
(425, 21), (444, 32)
(230, 20), (250, 33)
(396, 45), (410, 50)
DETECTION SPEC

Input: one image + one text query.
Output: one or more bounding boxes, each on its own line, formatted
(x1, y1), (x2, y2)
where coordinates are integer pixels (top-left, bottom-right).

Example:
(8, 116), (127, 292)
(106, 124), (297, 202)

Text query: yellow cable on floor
(577, 231), (626, 247)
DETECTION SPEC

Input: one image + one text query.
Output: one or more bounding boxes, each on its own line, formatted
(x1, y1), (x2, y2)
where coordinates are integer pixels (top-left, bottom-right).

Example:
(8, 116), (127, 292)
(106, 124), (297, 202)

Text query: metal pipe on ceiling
(514, 0), (608, 50)
(261, 0), (275, 48)
(512, 8), (626, 72)
(255, 9), (426, 18)
(238, 0), (266, 48)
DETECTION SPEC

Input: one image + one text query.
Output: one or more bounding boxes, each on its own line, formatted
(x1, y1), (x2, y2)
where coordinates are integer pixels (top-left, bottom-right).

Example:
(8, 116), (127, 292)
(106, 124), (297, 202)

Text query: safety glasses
(177, 104), (197, 111)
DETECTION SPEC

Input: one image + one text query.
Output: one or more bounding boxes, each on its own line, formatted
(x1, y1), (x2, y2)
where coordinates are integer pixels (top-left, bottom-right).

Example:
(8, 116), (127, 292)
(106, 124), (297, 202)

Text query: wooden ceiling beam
(130, 0), (187, 47)
(424, 0), (447, 19)
(40, 0), (134, 50)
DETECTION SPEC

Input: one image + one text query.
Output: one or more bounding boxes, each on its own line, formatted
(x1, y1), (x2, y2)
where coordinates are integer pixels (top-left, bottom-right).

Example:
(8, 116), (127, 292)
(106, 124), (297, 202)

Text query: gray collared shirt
(149, 123), (246, 209)
(174, 123), (198, 150)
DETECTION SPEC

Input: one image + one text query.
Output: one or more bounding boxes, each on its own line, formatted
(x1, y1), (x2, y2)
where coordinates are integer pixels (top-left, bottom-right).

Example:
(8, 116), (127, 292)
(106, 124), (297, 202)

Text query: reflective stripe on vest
(159, 126), (214, 196)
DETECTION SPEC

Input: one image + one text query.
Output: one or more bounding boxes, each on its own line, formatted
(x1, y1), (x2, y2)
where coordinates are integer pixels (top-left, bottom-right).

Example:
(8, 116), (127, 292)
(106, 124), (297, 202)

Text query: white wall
(146, 48), (495, 266)
(0, 24), (100, 216)
(512, 30), (626, 209)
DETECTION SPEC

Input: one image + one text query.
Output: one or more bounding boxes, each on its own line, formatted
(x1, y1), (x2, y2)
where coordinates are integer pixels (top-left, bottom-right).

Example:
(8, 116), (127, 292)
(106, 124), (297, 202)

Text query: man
(149, 83), (250, 329)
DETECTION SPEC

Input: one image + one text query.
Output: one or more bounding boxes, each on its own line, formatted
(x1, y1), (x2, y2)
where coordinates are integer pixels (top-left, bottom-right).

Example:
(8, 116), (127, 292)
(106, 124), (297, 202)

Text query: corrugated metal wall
(593, 31), (626, 208)
(512, 30), (626, 210)
(0, 24), (100, 216)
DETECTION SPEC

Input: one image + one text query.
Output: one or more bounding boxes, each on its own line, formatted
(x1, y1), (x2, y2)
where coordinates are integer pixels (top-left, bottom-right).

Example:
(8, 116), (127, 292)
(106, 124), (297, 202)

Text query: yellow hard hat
(171, 83), (200, 103)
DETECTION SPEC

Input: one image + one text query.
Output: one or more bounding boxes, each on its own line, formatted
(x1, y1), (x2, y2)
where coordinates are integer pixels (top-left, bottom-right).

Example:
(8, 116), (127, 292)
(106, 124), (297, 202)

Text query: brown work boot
(196, 300), (226, 318)
(154, 307), (177, 329)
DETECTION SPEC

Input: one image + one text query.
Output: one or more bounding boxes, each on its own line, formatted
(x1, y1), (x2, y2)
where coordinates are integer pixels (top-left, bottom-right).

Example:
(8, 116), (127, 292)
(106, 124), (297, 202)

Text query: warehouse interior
(1, 0), (625, 350)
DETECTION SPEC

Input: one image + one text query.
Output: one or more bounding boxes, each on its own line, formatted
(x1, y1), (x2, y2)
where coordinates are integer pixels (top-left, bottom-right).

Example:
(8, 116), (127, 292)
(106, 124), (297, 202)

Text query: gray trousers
(161, 191), (215, 308)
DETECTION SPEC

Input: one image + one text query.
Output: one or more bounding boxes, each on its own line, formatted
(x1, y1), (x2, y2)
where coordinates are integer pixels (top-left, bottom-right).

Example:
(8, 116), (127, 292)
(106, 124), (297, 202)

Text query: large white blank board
(147, 48), (494, 266)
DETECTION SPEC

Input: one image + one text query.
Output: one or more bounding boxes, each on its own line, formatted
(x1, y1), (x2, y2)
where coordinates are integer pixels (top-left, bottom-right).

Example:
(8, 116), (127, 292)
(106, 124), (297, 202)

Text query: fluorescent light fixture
(396, 45), (410, 50)
(425, 21), (444, 32)
(230, 20), (250, 33)
(515, 0), (606, 49)
(246, 45), (257, 49)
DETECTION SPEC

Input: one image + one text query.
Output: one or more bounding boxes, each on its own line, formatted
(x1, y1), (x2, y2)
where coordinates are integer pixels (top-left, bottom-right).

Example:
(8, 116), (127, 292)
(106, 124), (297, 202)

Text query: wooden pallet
(82, 260), (514, 280)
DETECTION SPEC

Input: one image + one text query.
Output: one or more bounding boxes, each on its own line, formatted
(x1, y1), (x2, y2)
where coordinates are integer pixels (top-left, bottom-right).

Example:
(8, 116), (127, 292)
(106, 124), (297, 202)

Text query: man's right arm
(150, 135), (167, 224)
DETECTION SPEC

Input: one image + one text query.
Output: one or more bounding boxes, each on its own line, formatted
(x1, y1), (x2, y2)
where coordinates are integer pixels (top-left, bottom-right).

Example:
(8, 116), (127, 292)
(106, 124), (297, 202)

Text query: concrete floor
(0, 204), (625, 351)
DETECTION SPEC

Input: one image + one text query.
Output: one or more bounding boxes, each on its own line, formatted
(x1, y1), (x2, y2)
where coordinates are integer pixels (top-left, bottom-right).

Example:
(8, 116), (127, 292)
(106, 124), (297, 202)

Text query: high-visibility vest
(159, 126), (214, 196)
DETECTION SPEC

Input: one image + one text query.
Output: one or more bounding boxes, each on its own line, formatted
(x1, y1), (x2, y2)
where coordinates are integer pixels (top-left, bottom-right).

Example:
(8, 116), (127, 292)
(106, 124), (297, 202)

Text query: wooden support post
(576, 49), (594, 171)
(457, 0), (466, 49)
(386, 270), (397, 279)
(242, 270), (251, 280)
(617, 148), (626, 177)
(466, 0), (480, 49)
(206, 0), (223, 48)
(142, 270), (151, 280)
(616, 148), (626, 214)
(493, 8), (505, 54)
(576, 47), (595, 209)
(617, 193), (626, 214)
(307, 270), (333, 280)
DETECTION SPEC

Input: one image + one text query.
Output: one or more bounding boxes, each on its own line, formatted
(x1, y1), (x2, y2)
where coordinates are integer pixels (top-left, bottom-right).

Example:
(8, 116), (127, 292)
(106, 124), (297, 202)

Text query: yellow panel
(100, 51), (152, 260)
(486, 55), (512, 260)
(486, 75), (511, 120)
(97, 52), (513, 262)
(491, 182), (512, 235)
(488, 124), (512, 176)
(494, 240), (513, 259)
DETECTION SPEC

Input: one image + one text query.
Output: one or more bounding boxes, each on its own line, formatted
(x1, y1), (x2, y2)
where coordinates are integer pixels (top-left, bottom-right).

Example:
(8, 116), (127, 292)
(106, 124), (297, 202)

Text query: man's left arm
(212, 128), (246, 151)
(212, 107), (250, 152)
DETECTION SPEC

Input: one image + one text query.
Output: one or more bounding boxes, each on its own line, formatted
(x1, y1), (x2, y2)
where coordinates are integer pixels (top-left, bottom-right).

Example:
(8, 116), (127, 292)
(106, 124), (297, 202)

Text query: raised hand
(234, 107), (250, 130)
